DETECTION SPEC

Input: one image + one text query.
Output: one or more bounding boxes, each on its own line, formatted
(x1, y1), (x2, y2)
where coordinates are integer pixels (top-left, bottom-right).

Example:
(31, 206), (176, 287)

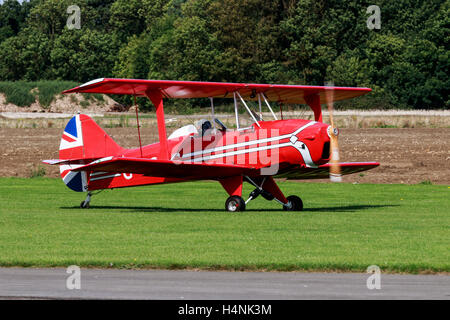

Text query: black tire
(283, 195), (303, 211)
(225, 196), (246, 212)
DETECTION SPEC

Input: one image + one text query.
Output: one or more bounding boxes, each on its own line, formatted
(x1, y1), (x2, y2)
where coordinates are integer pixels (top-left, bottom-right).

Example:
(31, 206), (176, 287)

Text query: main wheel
(283, 195), (303, 211)
(225, 196), (246, 212)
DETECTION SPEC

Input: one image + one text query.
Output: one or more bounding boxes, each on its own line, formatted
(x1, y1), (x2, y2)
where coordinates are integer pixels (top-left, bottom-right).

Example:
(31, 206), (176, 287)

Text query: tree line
(0, 0), (448, 110)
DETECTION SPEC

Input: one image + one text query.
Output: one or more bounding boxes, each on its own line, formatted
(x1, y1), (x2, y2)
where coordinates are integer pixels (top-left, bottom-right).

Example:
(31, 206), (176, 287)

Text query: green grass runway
(0, 178), (448, 273)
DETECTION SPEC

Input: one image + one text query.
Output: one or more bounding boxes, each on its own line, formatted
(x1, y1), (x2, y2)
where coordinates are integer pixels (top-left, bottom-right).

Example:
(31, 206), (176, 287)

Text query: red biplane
(43, 78), (379, 211)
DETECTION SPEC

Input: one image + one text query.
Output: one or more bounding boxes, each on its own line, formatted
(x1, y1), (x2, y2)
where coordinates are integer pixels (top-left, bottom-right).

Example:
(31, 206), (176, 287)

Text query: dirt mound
(0, 92), (124, 114)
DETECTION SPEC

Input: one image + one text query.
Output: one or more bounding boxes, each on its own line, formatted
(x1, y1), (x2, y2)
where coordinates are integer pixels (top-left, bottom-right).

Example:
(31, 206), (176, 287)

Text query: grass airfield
(0, 178), (448, 274)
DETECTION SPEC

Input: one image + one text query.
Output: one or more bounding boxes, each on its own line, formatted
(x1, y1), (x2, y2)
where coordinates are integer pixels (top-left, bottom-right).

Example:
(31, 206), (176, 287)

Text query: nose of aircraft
(290, 122), (332, 166)
(305, 122), (332, 143)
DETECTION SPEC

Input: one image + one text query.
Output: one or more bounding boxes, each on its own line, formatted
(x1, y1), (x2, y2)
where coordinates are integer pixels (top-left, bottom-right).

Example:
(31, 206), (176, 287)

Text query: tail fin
(58, 114), (124, 192)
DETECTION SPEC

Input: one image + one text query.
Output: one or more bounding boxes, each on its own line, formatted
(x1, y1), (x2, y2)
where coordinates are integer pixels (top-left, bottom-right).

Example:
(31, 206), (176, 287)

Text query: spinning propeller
(325, 82), (342, 182)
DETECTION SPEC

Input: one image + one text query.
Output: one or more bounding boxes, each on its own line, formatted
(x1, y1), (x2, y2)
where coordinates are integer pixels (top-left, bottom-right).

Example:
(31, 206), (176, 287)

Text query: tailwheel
(225, 196), (246, 212)
(80, 201), (90, 209)
(80, 192), (92, 209)
(283, 195), (303, 211)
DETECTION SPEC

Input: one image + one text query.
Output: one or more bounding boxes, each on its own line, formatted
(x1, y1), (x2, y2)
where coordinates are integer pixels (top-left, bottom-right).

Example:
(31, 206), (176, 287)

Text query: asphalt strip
(0, 268), (448, 300)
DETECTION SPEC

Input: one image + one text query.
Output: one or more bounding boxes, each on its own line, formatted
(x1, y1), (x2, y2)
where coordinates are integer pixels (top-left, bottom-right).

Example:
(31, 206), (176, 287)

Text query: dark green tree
(50, 29), (119, 82)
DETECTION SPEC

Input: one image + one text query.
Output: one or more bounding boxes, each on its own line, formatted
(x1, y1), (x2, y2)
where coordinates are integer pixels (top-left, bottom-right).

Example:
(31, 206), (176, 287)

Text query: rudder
(59, 114), (124, 192)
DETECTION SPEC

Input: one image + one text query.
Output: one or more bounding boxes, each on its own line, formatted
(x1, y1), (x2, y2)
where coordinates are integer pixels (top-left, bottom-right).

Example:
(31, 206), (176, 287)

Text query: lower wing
(275, 162), (380, 179)
(71, 156), (257, 180)
(66, 157), (377, 181)
(73, 157), (380, 179)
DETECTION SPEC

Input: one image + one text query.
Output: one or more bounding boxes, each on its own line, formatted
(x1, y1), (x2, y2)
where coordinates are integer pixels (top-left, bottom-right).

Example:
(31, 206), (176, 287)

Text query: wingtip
(42, 159), (60, 165)
(61, 88), (78, 95)
(62, 78), (106, 95)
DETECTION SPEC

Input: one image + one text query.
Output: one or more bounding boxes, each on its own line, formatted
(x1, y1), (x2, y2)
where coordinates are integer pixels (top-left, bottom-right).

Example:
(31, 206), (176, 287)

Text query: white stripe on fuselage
(177, 121), (318, 167)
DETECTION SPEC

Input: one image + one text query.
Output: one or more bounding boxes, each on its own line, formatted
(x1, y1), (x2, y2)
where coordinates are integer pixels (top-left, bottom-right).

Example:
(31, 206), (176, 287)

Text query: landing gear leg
(245, 177), (273, 204)
(80, 192), (92, 209)
(245, 176), (303, 211)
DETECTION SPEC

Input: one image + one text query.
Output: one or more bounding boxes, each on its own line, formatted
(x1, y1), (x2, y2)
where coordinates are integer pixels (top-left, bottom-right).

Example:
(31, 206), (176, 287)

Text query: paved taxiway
(0, 268), (448, 300)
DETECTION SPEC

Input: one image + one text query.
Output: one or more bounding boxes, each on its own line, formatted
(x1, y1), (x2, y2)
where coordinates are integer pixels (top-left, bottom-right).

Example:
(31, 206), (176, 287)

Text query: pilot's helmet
(196, 119), (212, 131)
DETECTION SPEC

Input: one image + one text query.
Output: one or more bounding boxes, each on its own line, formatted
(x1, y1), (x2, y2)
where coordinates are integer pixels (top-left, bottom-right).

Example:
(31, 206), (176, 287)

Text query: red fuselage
(87, 119), (331, 191)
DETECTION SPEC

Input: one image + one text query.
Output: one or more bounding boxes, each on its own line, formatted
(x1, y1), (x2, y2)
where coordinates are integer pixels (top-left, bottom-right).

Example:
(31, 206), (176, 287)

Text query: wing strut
(305, 93), (322, 122)
(260, 93), (278, 120)
(133, 95), (143, 158)
(145, 89), (169, 160)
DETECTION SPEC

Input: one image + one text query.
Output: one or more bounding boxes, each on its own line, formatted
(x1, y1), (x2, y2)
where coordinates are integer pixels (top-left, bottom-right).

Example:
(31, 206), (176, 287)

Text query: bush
(29, 165), (46, 178)
(0, 80), (79, 107)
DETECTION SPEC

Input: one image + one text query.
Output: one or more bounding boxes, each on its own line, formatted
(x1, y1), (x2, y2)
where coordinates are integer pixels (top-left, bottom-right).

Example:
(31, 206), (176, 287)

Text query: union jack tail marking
(59, 115), (87, 192)
(58, 114), (125, 192)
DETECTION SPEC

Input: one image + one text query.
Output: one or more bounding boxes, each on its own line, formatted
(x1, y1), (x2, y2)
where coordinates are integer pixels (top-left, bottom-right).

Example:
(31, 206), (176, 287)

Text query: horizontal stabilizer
(43, 158), (98, 166)
(43, 159), (65, 165)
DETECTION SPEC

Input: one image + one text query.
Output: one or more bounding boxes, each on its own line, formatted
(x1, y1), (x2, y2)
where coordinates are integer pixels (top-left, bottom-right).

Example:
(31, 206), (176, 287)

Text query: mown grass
(0, 178), (448, 273)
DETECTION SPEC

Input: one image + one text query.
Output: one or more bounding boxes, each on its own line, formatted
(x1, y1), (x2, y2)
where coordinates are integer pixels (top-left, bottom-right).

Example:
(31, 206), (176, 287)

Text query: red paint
(47, 79), (379, 207)
(146, 89), (169, 160)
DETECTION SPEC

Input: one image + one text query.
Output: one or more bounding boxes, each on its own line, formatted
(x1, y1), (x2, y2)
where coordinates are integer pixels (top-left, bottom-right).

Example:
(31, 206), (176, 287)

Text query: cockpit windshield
(199, 93), (278, 132)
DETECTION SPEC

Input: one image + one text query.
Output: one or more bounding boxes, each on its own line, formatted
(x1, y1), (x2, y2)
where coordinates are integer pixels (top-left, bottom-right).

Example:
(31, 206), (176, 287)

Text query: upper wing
(62, 78), (371, 105)
(275, 162), (380, 180)
(72, 156), (258, 180)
